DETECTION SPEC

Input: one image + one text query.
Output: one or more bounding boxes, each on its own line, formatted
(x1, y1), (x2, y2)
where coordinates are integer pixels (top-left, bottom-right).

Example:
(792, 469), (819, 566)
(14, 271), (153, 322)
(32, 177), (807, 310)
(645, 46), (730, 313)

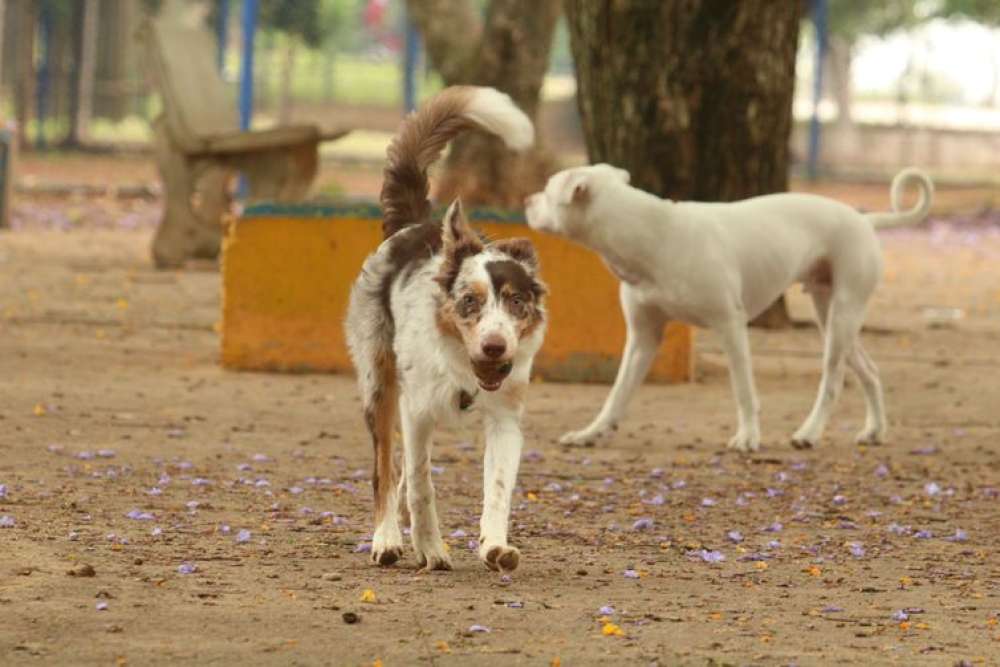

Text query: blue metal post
(402, 13), (420, 114)
(216, 0), (231, 75)
(808, 0), (828, 181)
(239, 0), (258, 132)
(35, 5), (52, 150)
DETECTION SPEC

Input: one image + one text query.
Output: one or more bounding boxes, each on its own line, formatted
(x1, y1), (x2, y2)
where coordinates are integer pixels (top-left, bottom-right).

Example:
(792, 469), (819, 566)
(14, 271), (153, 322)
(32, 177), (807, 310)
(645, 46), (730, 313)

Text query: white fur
(462, 87), (535, 152)
(525, 164), (933, 451)
(346, 223), (545, 570)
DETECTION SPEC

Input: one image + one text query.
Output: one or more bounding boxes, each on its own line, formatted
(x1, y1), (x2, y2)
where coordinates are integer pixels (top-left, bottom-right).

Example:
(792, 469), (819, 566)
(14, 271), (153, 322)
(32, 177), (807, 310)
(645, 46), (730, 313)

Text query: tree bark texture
(14, 0), (36, 150)
(405, 0), (561, 208)
(566, 0), (801, 327)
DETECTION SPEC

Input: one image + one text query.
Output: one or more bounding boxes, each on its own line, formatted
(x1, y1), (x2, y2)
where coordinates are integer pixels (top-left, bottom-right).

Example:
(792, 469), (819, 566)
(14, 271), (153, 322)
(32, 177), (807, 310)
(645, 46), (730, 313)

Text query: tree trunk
(13, 0), (36, 150)
(278, 40), (297, 125)
(67, 0), (98, 147)
(565, 0), (800, 328)
(405, 0), (561, 208)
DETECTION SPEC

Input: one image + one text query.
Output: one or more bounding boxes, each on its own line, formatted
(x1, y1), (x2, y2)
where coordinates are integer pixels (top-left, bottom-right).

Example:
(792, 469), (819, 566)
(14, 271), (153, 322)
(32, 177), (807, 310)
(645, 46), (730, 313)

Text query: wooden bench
(139, 15), (349, 268)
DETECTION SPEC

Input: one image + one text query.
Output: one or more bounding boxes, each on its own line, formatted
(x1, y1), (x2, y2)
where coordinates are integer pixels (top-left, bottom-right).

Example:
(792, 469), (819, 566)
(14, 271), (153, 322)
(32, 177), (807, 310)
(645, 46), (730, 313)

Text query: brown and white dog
(345, 87), (546, 572)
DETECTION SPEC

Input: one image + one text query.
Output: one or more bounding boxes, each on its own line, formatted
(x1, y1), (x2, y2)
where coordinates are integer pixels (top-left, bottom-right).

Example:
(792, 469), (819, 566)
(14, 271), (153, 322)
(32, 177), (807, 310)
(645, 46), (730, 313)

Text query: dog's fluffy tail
(866, 168), (934, 229)
(380, 86), (534, 239)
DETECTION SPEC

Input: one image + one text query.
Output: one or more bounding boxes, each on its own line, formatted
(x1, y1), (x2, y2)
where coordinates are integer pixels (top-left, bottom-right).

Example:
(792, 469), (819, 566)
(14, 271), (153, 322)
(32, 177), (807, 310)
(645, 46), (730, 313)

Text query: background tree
(565, 0), (802, 327)
(825, 0), (920, 129)
(404, 0), (561, 208)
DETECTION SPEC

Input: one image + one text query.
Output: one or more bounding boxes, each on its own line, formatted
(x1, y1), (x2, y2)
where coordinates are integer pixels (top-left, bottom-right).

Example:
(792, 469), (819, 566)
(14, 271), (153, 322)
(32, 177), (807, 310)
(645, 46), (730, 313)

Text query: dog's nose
(481, 336), (507, 359)
(524, 194), (536, 207)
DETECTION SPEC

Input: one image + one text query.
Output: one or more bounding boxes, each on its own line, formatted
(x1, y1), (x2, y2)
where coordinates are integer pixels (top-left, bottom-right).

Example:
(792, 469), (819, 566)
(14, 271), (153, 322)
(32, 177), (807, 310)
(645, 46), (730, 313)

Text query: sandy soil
(2, 212), (1000, 665)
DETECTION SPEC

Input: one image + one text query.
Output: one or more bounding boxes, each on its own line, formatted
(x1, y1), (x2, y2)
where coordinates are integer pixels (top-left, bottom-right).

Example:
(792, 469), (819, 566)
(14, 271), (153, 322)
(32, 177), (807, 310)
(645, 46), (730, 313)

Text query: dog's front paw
(412, 538), (452, 572)
(479, 543), (520, 573)
(727, 430), (760, 453)
(790, 427), (820, 449)
(558, 424), (614, 447)
(854, 426), (886, 446)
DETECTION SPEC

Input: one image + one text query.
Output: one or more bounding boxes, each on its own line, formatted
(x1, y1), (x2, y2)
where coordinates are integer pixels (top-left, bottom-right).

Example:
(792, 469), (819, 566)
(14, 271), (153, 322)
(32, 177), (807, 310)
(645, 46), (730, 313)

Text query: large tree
(565, 0), (802, 327)
(404, 0), (561, 208)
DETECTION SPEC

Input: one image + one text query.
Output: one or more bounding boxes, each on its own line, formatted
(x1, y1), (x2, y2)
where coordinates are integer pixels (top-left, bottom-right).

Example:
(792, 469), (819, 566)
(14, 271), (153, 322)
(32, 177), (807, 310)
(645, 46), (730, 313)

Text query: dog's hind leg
(715, 315), (761, 452)
(809, 290), (886, 445)
(364, 347), (404, 566)
(401, 397), (451, 571)
(792, 293), (867, 448)
(559, 285), (664, 446)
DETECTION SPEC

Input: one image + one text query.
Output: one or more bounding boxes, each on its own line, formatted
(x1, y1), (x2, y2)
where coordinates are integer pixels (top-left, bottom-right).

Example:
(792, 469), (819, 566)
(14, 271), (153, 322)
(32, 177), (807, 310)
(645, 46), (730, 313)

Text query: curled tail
(380, 86), (535, 239)
(866, 168), (934, 229)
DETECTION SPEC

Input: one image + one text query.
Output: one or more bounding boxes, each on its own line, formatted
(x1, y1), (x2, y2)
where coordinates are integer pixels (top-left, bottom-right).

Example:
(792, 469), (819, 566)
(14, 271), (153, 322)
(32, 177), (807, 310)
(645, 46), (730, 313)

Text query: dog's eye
(461, 294), (479, 310)
(510, 295), (524, 308)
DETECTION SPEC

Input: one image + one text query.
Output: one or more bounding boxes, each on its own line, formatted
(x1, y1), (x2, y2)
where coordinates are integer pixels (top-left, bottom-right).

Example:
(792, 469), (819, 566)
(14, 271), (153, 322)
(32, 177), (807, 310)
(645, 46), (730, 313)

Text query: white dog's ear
(595, 162), (631, 184)
(558, 173), (590, 206)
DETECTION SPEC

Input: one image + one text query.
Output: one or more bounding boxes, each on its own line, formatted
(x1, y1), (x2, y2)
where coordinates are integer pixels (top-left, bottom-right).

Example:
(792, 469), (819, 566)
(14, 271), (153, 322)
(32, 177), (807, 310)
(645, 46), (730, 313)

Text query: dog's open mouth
(473, 361), (513, 392)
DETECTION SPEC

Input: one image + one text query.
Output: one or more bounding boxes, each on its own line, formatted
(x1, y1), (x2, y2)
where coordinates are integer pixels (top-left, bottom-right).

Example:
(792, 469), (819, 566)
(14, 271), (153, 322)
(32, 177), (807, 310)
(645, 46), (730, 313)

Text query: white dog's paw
(412, 536), (452, 572)
(854, 426), (886, 446)
(479, 542), (520, 573)
(558, 424), (614, 447)
(727, 430), (760, 453)
(790, 426), (821, 449)
(371, 526), (404, 567)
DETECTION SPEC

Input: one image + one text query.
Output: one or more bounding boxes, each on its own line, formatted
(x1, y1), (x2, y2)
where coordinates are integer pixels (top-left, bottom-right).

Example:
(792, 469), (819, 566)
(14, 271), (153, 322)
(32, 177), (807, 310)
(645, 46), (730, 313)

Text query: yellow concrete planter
(221, 203), (693, 384)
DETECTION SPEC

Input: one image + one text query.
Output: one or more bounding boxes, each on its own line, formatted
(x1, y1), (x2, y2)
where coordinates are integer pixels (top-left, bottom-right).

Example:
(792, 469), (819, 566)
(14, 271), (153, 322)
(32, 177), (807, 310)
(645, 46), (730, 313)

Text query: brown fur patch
(380, 87), (477, 240)
(491, 238), (538, 270)
(435, 240), (484, 294)
(365, 348), (399, 526)
(484, 259), (546, 340)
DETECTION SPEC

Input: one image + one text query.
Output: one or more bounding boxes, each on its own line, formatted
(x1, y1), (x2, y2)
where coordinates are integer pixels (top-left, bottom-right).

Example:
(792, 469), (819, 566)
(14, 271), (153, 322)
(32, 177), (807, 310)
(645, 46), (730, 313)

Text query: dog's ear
(492, 237), (538, 271)
(595, 162), (631, 185)
(441, 198), (482, 252)
(557, 173), (590, 206)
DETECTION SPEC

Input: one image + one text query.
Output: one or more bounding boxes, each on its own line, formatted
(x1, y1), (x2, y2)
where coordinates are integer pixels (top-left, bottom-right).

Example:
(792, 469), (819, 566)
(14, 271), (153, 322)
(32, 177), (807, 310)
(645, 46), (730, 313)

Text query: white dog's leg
(401, 399), (451, 570)
(847, 345), (887, 444)
(478, 407), (523, 572)
(810, 291), (886, 445)
(559, 286), (663, 446)
(792, 296), (866, 448)
(715, 316), (761, 452)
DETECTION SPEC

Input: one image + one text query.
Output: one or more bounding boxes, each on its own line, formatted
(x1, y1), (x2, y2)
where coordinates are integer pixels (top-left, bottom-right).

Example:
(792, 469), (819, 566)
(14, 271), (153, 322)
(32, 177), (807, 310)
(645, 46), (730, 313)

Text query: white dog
(345, 86), (546, 572)
(525, 164), (932, 452)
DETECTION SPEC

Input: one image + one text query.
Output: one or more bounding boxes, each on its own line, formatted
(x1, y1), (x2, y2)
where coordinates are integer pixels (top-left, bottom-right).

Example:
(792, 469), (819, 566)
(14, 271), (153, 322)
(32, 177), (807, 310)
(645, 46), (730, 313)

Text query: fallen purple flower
(185, 501), (200, 510)
(765, 488), (783, 498)
(848, 542), (865, 558)
(450, 529), (467, 539)
(236, 529), (252, 544)
(632, 518), (654, 531)
(500, 574), (512, 584)
(175, 460), (193, 470)
(467, 540), (478, 551)
(146, 487), (163, 496)
(672, 480), (687, 489)
(623, 569), (640, 579)
(254, 479), (270, 488)
(0, 515), (15, 528)
(430, 466), (445, 476)
(701, 498), (717, 507)
(738, 553), (770, 562)
(694, 549), (725, 563)
(727, 530), (744, 544)
(77, 451), (95, 460)
(151, 527), (163, 537)
(643, 493), (666, 506)
(289, 486), (304, 495)
(832, 495), (847, 506)
(599, 605), (615, 615)
(354, 542), (372, 553)
(762, 521), (783, 533)
(506, 600), (522, 608)
(544, 482), (562, 493)
(775, 471), (789, 483)
(888, 522), (911, 536)
(945, 529), (968, 542)
(649, 468), (664, 479)
(874, 463), (889, 478)
(914, 529), (933, 539)
(822, 606), (844, 613)
(332, 516), (348, 526)
(177, 562), (197, 574)
(523, 450), (544, 463)
(767, 540), (781, 549)
(97, 449), (116, 458)
(924, 481), (941, 496)
(219, 524), (231, 534)
(468, 624), (490, 633)
(96, 602), (109, 611)
(252, 453), (270, 463)
(891, 609), (909, 622)
(191, 478), (212, 486)
(910, 445), (938, 456)
(0, 484), (7, 499)
(299, 507), (314, 515)
(237, 463), (252, 472)
(125, 509), (155, 521)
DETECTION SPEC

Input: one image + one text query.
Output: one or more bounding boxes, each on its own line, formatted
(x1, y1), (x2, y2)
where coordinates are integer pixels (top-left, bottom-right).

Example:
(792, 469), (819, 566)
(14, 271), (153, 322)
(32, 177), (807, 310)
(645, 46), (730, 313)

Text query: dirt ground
(2, 179), (1000, 665)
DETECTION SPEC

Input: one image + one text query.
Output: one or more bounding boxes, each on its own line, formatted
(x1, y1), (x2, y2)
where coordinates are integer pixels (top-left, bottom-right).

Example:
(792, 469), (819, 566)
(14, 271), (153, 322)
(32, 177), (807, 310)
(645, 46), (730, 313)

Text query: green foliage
(827, 0), (922, 42)
(935, 0), (1000, 24)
